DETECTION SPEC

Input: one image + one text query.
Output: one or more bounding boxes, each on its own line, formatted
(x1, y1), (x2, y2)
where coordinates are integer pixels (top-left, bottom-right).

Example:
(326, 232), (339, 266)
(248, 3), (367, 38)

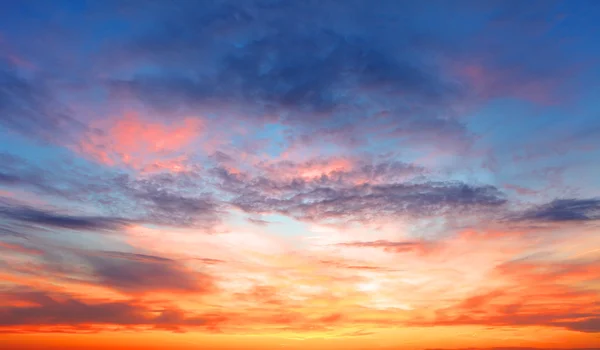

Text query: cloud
(94, 0), (587, 160)
(0, 153), (68, 196)
(0, 172), (21, 185)
(412, 256), (600, 333)
(113, 1), (460, 109)
(495, 258), (600, 285)
(0, 238), (216, 297)
(77, 111), (203, 173)
(0, 204), (128, 232)
(0, 288), (207, 330)
(120, 172), (221, 228)
(217, 166), (506, 223)
(0, 69), (78, 141)
(515, 198), (600, 222)
(100, 0), (480, 155)
(83, 250), (214, 294)
(0, 241), (43, 256)
(0, 154), (221, 229)
(554, 317), (600, 333)
(336, 240), (434, 254)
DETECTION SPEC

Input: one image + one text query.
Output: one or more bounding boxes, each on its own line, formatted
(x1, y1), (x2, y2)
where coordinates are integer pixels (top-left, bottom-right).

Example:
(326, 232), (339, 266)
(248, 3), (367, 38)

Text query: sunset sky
(1, 1), (600, 349)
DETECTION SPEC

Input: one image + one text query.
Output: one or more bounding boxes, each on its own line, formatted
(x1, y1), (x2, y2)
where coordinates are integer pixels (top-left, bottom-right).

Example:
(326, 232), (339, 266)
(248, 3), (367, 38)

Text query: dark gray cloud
(554, 317), (600, 333)
(319, 259), (395, 272)
(216, 167), (506, 223)
(0, 205), (128, 232)
(0, 289), (149, 326)
(118, 172), (221, 228)
(83, 250), (213, 294)
(516, 198), (600, 222)
(0, 237), (215, 296)
(411, 256), (600, 333)
(0, 288), (207, 329)
(418, 311), (600, 334)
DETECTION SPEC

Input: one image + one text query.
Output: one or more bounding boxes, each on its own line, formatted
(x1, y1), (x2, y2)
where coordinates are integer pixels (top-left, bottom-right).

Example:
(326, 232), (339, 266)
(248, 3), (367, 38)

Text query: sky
(0, 0), (600, 349)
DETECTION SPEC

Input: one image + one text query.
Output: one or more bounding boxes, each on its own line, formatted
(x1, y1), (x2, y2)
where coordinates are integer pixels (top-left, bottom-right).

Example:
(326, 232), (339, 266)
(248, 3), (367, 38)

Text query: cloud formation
(1, 0), (600, 348)
(516, 198), (600, 222)
(0, 70), (77, 141)
(219, 166), (506, 223)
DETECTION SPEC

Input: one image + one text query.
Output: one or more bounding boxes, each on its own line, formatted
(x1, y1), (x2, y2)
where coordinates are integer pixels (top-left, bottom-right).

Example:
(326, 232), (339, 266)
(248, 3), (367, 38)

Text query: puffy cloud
(217, 166), (506, 223)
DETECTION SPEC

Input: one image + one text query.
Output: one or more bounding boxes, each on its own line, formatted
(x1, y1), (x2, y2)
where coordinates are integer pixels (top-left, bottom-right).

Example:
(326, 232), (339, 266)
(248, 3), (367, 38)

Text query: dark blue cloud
(0, 172), (21, 185)
(97, 0), (482, 153)
(0, 236), (215, 296)
(0, 205), (128, 231)
(517, 198), (600, 222)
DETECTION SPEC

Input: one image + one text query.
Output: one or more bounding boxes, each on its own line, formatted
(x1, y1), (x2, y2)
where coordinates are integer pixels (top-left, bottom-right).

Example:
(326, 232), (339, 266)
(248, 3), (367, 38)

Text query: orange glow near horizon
(2, 218), (599, 349)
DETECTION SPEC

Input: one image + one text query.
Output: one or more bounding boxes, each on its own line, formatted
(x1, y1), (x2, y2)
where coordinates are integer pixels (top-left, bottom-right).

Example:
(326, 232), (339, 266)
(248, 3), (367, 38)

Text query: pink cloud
(77, 112), (202, 173)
